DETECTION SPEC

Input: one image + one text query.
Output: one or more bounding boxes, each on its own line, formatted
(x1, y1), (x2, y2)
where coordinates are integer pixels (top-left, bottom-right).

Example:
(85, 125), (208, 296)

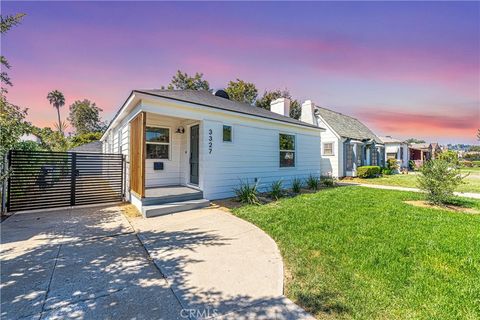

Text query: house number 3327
(208, 129), (213, 154)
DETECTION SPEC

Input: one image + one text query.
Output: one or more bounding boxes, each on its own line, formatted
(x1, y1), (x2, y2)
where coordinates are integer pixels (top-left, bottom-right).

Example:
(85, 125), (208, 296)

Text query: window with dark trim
(356, 144), (362, 166)
(223, 125), (232, 142)
(279, 134), (295, 167)
(346, 144), (354, 171)
(146, 127), (170, 159)
(371, 147), (378, 166)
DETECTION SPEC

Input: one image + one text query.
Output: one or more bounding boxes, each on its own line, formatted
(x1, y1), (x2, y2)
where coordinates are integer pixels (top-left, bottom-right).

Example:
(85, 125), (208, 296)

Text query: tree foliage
(225, 79), (258, 105)
(69, 132), (103, 149)
(32, 127), (68, 152)
(47, 90), (66, 134)
(0, 96), (31, 157)
(1, 13), (25, 89)
(256, 89), (301, 119)
(68, 99), (105, 134)
(166, 70), (210, 91)
(417, 159), (466, 205)
(405, 138), (426, 144)
(0, 13), (30, 160)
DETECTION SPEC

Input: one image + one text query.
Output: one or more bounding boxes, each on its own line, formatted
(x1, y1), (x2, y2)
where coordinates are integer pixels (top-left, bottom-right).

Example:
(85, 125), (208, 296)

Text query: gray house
(300, 101), (384, 177)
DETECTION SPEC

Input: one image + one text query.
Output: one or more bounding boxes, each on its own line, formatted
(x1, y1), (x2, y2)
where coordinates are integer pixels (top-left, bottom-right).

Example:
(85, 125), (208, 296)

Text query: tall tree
(256, 89), (301, 119)
(0, 13), (30, 159)
(225, 79), (258, 105)
(47, 90), (65, 135)
(1, 13), (25, 90)
(166, 70), (210, 91)
(68, 99), (105, 134)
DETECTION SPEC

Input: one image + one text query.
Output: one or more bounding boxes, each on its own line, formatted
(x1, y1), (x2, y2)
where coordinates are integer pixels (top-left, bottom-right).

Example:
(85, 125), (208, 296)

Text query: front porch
(128, 112), (209, 218)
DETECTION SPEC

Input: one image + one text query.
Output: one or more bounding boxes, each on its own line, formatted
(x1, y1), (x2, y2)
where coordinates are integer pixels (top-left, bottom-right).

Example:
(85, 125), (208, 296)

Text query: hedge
(357, 166), (381, 178)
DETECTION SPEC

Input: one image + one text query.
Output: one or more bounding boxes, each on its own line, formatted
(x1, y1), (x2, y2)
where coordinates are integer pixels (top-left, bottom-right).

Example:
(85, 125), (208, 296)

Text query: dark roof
(134, 89), (321, 129)
(68, 141), (103, 153)
(315, 107), (381, 142)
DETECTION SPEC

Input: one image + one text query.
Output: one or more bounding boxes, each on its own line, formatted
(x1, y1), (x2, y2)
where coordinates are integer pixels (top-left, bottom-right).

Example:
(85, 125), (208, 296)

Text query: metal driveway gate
(7, 150), (124, 212)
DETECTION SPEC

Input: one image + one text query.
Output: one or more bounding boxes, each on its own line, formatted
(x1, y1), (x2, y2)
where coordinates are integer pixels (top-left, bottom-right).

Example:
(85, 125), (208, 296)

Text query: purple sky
(2, 1), (479, 144)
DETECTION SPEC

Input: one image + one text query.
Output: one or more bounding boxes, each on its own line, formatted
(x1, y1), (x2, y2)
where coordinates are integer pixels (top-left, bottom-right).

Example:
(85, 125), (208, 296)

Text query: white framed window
(223, 125), (232, 142)
(323, 142), (334, 156)
(279, 133), (295, 167)
(145, 126), (170, 159)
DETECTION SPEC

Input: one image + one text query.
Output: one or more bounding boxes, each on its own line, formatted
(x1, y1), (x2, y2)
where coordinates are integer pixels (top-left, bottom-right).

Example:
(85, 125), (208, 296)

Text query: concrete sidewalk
(128, 208), (314, 319)
(1, 205), (314, 319)
(1, 206), (182, 320)
(339, 182), (480, 199)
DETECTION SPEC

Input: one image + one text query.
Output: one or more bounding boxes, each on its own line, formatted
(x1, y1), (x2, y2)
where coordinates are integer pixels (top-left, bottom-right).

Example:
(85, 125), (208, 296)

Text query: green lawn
(349, 172), (480, 193)
(232, 187), (480, 319)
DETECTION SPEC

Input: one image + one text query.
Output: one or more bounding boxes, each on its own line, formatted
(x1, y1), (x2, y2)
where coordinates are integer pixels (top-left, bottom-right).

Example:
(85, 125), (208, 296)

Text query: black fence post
(70, 153), (77, 206)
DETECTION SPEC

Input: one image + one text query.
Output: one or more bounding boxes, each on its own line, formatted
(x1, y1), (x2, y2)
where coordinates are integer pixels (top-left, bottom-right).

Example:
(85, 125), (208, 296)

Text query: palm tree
(47, 90), (65, 134)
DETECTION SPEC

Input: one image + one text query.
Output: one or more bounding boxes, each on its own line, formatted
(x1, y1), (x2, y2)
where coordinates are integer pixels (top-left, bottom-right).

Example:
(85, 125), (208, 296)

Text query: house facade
(300, 101), (384, 178)
(409, 142), (442, 167)
(380, 136), (409, 169)
(101, 90), (323, 215)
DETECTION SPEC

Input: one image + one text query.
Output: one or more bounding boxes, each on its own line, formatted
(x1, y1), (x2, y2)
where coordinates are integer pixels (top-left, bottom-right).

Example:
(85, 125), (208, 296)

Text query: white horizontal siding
(201, 120), (320, 200)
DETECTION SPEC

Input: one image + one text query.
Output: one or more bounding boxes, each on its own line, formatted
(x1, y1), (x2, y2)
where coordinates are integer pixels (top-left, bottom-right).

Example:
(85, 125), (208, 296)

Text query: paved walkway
(1, 205), (313, 319)
(339, 182), (480, 199)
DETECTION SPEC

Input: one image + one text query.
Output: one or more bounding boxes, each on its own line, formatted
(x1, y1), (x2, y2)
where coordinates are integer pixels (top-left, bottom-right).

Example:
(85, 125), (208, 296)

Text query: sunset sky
(2, 1), (479, 144)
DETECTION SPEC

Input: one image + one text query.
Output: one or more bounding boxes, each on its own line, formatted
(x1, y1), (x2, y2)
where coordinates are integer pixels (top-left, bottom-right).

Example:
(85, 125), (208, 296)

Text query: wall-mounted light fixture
(176, 126), (185, 134)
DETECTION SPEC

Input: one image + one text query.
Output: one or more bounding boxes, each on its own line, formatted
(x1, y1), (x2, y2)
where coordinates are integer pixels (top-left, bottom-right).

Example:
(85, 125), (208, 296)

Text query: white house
(379, 136), (409, 169)
(101, 90), (323, 217)
(300, 101), (384, 178)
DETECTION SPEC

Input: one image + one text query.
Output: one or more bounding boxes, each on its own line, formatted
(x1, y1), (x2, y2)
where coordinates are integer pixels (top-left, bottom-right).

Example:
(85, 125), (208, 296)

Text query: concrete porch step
(142, 191), (203, 206)
(142, 199), (210, 218)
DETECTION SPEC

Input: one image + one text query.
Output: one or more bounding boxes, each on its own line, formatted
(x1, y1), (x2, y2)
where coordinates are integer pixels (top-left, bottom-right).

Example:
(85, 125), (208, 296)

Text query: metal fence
(6, 150), (124, 212)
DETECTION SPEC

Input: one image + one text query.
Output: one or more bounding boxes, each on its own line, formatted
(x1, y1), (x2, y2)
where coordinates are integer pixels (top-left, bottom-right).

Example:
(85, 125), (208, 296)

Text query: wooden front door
(189, 125), (199, 185)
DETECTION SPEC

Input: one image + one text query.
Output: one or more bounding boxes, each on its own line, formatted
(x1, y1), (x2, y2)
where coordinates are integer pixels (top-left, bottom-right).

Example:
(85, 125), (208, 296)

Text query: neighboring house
(20, 134), (41, 143)
(101, 90), (323, 215)
(380, 136), (409, 169)
(300, 101), (384, 178)
(409, 142), (442, 167)
(68, 141), (103, 153)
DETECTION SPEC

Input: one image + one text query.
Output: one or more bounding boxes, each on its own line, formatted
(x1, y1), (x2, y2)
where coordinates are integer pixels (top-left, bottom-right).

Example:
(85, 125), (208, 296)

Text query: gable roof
(315, 107), (381, 142)
(134, 90), (321, 130)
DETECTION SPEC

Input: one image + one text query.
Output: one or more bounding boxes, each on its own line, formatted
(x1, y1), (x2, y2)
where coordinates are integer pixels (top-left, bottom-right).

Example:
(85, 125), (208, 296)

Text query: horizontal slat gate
(7, 150), (123, 212)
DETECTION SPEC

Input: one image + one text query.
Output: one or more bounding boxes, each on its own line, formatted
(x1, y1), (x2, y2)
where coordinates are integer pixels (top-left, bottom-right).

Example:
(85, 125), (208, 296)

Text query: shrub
(460, 160), (473, 168)
(408, 160), (416, 170)
(234, 179), (260, 205)
(417, 159), (466, 205)
(382, 168), (393, 175)
(386, 158), (399, 171)
(292, 177), (302, 193)
(320, 175), (335, 187)
(270, 179), (284, 200)
(438, 150), (459, 166)
(357, 166), (381, 178)
(306, 174), (319, 190)
(473, 160), (480, 167)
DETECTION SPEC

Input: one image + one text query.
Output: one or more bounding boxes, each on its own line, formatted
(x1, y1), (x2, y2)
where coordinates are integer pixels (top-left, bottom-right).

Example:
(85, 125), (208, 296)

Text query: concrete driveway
(1, 205), (312, 319)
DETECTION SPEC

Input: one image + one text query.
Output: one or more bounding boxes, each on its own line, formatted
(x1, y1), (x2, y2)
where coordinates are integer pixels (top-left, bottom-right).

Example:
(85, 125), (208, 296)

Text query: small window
(223, 125), (232, 142)
(146, 127), (170, 159)
(279, 134), (295, 167)
(387, 152), (397, 159)
(323, 143), (334, 156)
